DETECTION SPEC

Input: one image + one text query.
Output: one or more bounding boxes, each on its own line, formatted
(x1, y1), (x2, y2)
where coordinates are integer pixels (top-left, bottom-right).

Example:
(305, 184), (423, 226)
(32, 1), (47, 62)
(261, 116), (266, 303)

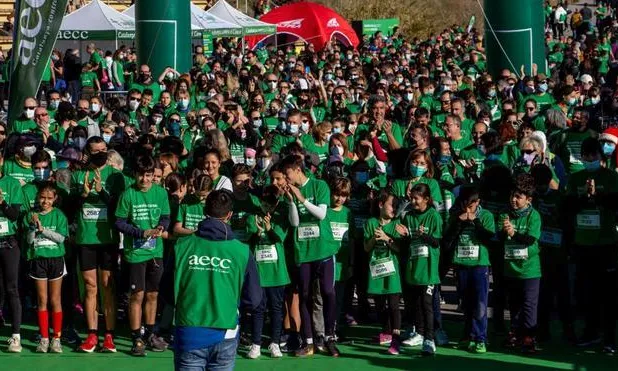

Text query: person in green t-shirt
(499, 174), (541, 353)
(397, 183), (443, 356)
(79, 63), (100, 100)
(246, 185), (290, 359)
(173, 174), (212, 237)
(281, 154), (340, 357)
(114, 155), (170, 356)
(24, 184), (68, 353)
(11, 96), (38, 134)
(363, 190), (402, 354)
(442, 186), (495, 354)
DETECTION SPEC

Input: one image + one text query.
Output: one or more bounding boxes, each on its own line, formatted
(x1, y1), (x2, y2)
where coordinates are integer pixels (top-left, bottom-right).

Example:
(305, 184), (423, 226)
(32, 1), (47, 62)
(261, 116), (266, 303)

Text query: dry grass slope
(315, 0), (483, 37)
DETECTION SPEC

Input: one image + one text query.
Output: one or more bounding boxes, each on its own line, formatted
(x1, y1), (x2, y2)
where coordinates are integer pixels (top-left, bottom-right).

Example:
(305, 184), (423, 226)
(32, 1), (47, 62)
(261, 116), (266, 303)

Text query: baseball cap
(580, 74), (594, 84)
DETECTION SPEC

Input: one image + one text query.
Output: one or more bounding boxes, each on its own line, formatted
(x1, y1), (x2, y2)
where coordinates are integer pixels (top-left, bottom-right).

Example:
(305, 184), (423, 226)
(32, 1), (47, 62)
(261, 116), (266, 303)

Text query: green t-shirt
(451, 209), (495, 267)
(402, 208), (442, 285)
(129, 81), (162, 104)
(291, 178), (336, 264)
(90, 51), (103, 69)
(0, 175), (24, 237)
(534, 190), (565, 250)
(327, 206), (354, 282)
(24, 208), (68, 260)
(567, 167), (618, 247)
(247, 214), (290, 287)
(80, 71), (97, 88)
(364, 217), (402, 294)
(391, 177), (444, 211)
(451, 137), (473, 157)
(231, 194), (261, 243)
(355, 123), (404, 151)
(557, 129), (595, 175)
(174, 236), (249, 329)
(115, 184), (170, 263)
(499, 208), (542, 279)
(12, 118), (36, 134)
(176, 194), (205, 232)
(3, 159), (33, 184)
(71, 166), (127, 245)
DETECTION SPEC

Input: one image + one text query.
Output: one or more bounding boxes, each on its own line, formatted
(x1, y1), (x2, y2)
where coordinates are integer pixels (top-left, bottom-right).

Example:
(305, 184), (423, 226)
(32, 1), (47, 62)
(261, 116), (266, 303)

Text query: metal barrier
(98, 90), (129, 103)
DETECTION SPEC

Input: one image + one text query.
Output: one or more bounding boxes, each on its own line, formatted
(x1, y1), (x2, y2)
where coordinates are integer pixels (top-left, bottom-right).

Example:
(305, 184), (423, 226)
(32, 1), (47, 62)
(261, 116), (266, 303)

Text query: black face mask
(89, 151), (108, 168)
(76, 109), (89, 120)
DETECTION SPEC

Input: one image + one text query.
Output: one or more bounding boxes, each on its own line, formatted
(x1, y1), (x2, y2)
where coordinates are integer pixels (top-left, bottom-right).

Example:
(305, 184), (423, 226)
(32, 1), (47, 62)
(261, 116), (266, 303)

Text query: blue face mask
(409, 164), (427, 177)
(73, 137), (87, 150)
(602, 142), (616, 156)
(437, 155), (452, 164)
(33, 168), (51, 182)
(103, 133), (112, 144)
(355, 172), (369, 184)
(583, 159), (601, 171)
(167, 121), (181, 137)
(537, 83), (548, 93)
(57, 160), (69, 169)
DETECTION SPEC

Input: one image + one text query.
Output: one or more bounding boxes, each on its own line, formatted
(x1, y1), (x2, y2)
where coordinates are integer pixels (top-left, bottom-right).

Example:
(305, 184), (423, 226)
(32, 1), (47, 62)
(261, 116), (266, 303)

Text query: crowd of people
(2, 1), (618, 370)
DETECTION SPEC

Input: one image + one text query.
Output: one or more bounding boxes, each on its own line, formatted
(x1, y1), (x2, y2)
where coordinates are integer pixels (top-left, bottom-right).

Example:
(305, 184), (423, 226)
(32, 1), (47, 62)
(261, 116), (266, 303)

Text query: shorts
(78, 244), (120, 272)
(128, 258), (164, 293)
(29, 257), (66, 281)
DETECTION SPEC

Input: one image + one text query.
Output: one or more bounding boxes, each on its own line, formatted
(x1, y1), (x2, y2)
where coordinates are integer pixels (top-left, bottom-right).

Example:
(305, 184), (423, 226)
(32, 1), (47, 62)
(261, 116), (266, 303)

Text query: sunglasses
(129, 97), (140, 101)
(35, 112), (49, 117)
(267, 80), (277, 83)
(526, 107), (535, 111)
(251, 117), (261, 120)
(24, 106), (36, 110)
(521, 149), (535, 155)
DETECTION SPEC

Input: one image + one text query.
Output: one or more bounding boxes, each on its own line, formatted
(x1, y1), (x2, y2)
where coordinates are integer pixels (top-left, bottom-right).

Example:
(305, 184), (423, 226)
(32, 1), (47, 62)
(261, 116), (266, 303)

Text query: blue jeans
(457, 266), (489, 342)
(174, 337), (237, 371)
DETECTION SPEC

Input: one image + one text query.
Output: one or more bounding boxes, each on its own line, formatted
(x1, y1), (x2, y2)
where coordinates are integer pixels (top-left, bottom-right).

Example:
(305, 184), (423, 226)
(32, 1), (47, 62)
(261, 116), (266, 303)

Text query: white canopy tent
(56, 0), (135, 61)
(206, 0), (276, 36)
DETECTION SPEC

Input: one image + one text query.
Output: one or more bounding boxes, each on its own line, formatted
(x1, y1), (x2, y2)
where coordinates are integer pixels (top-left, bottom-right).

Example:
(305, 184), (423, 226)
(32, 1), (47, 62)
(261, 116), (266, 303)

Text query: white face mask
(269, 82), (277, 90)
(348, 123), (357, 132)
(301, 122), (310, 133)
(245, 158), (256, 167)
(25, 108), (35, 119)
(129, 100), (140, 111)
(154, 117), (163, 125)
(91, 103), (101, 113)
(288, 123), (299, 134)
(253, 119), (262, 128)
(405, 93), (414, 101)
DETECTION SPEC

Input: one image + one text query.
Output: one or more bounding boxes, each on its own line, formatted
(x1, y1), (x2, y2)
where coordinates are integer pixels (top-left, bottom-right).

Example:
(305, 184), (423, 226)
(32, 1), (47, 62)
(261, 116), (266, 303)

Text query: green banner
(361, 18), (399, 37)
(9, 0), (69, 128)
(56, 30), (136, 40)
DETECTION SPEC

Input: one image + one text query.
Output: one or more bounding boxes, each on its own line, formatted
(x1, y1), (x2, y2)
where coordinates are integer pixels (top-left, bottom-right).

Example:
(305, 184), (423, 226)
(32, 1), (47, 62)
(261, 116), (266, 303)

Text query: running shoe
(131, 338), (147, 357)
(387, 336), (401, 355)
(147, 333), (168, 352)
(421, 339), (436, 356)
(36, 338), (49, 353)
(101, 333), (117, 353)
(50, 337), (63, 353)
(295, 344), (314, 357)
(79, 333), (99, 353)
(402, 333), (424, 347)
(247, 344), (261, 359)
(7, 335), (22, 353)
(268, 343), (283, 358)
(325, 338), (340, 357)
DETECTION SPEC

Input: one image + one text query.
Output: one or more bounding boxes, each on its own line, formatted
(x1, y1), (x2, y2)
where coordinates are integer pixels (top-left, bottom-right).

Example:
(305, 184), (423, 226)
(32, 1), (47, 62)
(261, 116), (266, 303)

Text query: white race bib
(34, 237), (57, 248)
(298, 224), (320, 241)
(83, 207), (108, 221)
(410, 244), (429, 258)
(505, 245), (528, 260)
(231, 155), (245, 164)
(457, 245), (480, 259)
(576, 211), (600, 229)
(0, 220), (9, 234)
(331, 222), (349, 241)
(370, 257), (396, 279)
(540, 228), (563, 246)
(256, 244), (278, 263)
(134, 238), (156, 250)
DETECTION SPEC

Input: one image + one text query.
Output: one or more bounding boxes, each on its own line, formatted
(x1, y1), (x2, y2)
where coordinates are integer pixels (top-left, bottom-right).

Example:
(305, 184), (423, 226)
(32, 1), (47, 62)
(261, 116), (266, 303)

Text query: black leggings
(374, 294), (401, 334)
(408, 285), (434, 341)
(0, 241), (22, 334)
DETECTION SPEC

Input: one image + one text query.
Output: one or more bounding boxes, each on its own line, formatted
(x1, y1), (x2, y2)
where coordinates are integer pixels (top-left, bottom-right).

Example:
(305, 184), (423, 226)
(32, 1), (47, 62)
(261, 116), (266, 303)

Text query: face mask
(105, 56), (113, 63)
(168, 121), (181, 137)
(583, 159), (601, 171)
(355, 172), (369, 184)
(591, 96), (601, 105)
(603, 142), (616, 156)
(257, 158), (271, 170)
(288, 123), (299, 134)
(409, 164), (427, 177)
(49, 100), (60, 110)
(525, 86), (535, 94)
(23, 145), (37, 158)
(154, 116), (163, 125)
(166, 72), (174, 80)
(568, 97), (578, 106)
(208, 91), (217, 98)
(278, 65), (285, 72)
(129, 100), (140, 111)
(74, 137), (86, 150)
(90, 103), (101, 113)
(252, 119), (262, 128)
(103, 133), (112, 144)
(438, 155), (452, 164)
(178, 99), (189, 110)
(405, 93), (414, 101)
(488, 89), (497, 98)
(397, 77), (404, 83)
(89, 151), (108, 168)
(348, 123), (357, 132)
(33, 168), (51, 182)
(537, 83), (548, 93)
(427, 89), (435, 95)
(245, 158), (256, 167)
(52, 55), (59, 61)
(25, 108), (35, 119)
(441, 85), (451, 92)
(325, 133), (332, 142)
(57, 160), (69, 169)
(324, 73), (334, 81)
(269, 82), (277, 91)
(522, 153), (536, 165)
(301, 122), (310, 133)
(333, 127), (342, 134)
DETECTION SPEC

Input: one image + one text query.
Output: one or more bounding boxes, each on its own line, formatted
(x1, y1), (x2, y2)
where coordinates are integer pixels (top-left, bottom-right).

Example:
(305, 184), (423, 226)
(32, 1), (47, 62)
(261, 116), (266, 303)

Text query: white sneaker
(7, 335), (22, 353)
(268, 343), (283, 358)
(422, 339), (436, 355)
(402, 333), (424, 347)
(50, 337), (63, 353)
(435, 328), (449, 346)
(36, 338), (50, 353)
(247, 344), (261, 359)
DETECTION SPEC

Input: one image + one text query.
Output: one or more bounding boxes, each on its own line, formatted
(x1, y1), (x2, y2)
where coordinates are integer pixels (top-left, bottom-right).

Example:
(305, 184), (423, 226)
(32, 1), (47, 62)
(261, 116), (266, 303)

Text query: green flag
(8, 0), (69, 127)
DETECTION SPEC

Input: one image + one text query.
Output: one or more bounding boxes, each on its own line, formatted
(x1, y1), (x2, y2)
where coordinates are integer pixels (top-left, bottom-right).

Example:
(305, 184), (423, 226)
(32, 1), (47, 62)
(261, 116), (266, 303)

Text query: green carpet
(1, 323), (615, 371)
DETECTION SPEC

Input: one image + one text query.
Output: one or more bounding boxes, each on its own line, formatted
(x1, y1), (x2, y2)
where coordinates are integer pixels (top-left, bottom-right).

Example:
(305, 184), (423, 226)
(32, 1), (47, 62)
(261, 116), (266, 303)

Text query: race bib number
(0, 220), (9, 234)
(231, 155), (245, 164)
(540, 228), (563, 246)
(505, 245), (528, 260)
(567, 142), (582, 164)
(331, 222), (349, 241)
(576, 211), (600, 229)
(255, 245), (278, 263)
(133, 238), (156, 250)
(410, 244), (429, 258)
(298, 224), (320, 241)
(370, 257), (396, 279)
(34, 237), (57, 249)
(457, 245), (480, 259)
(83, 207), (108, 221)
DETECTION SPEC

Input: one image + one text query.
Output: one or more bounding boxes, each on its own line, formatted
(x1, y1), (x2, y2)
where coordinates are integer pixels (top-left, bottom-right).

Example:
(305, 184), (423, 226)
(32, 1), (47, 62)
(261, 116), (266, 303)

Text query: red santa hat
(600, 127), (618, 145)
